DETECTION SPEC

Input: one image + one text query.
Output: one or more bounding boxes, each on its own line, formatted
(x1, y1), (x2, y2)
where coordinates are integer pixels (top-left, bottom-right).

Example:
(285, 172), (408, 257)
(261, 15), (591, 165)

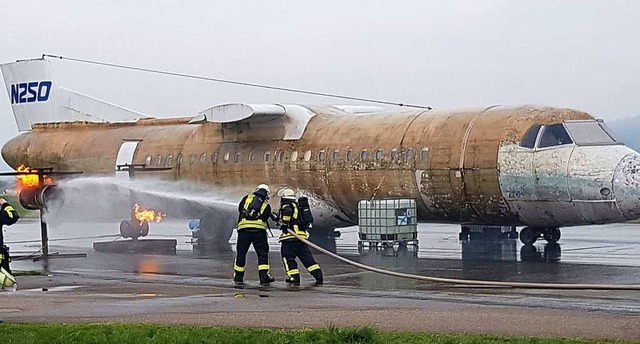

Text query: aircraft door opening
(115, 140), (140, 181)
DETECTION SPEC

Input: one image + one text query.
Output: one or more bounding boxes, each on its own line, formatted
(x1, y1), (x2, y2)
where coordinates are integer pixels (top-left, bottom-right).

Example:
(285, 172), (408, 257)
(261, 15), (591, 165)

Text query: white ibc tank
(357, 199), (417, 242)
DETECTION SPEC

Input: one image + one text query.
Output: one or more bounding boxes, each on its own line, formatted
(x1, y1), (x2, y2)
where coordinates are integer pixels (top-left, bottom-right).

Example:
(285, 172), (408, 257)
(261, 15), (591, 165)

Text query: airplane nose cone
(613, 154), (640, 220)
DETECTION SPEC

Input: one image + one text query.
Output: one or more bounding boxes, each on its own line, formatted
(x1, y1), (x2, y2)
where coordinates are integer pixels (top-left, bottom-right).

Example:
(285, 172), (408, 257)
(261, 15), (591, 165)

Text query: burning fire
(133, 203), (166, 224)
(15, 164), (53, 191)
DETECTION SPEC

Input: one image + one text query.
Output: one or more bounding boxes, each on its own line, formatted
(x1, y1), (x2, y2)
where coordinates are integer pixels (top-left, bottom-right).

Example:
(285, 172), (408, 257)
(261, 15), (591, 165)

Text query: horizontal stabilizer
(56, 87), (147, 125)
(1, 59), (149, 131)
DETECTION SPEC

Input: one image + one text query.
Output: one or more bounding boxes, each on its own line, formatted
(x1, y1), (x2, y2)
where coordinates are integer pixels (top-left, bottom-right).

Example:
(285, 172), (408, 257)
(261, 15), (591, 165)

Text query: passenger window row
(145, 147), (431, 167)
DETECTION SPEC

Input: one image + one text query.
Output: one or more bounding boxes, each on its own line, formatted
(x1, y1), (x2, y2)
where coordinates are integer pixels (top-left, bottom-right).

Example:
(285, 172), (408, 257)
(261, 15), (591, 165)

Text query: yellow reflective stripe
(238, 194), (268, 229)
(279, 230), (308, 241)
(237, 219), (267, 230)
(291, 204), (299, 232)
(234, 264), (245, 272)
(242, 194), (267, 217)
(0, 254), (3, 260)
(307, 264), (320, 272)
(279, 233), (294, 241)
(282, 258), (290, 272)
(288, 269), (300, 276)
(260, 201), (268, 214)
(258, 264), (270, 271)
(243, 195), (254, 211)
(4, 206), (14, 218)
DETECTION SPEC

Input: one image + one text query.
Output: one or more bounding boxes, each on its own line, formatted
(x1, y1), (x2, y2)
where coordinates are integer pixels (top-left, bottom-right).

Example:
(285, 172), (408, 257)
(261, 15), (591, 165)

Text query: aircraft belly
(571, 201), (625, 224)
(509, 200), (624, 227)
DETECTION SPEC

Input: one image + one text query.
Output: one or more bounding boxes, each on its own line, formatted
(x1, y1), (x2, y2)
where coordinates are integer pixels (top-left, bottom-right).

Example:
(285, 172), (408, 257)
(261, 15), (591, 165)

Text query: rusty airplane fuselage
(4, 104), (640, 229)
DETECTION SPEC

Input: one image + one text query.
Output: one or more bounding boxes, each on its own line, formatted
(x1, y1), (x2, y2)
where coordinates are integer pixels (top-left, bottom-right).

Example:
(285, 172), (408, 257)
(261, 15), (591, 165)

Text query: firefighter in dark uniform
(0, 198), (19, 291)
(233, 184), (276, 285)
(278, 188), (323, 286)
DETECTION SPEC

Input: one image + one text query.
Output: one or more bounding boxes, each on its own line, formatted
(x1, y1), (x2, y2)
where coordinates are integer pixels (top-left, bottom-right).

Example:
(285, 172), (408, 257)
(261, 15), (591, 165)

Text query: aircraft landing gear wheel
(520, 227), (538, 245)
(543, 228), (561, 243)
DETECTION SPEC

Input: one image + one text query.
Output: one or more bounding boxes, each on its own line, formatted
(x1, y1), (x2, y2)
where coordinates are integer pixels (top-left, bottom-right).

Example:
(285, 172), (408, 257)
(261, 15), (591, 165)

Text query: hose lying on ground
(289, 231), (640, 291)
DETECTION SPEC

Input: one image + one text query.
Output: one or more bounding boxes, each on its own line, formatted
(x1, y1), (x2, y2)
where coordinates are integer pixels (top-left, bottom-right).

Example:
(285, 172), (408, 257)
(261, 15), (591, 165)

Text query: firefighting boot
(0, 246), (11, 275)
(233, 271), (245, 285)
(285, 274), (301, 286)
(258, 270), (275, 285)
(311, 269), (323, 286)
(0, 267), (16, 291)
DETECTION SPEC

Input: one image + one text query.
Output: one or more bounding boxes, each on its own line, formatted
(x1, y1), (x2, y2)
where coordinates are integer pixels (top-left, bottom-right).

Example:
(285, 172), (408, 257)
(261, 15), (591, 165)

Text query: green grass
(12, 270), (47, 276)
(0, 324), (633, 344)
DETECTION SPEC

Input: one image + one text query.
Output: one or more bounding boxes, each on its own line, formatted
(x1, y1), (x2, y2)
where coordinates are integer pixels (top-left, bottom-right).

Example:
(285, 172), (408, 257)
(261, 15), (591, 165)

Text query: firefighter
(278, 188), (323, 286)
(233, 184), (276, 285)
(0, 198), (19, 292)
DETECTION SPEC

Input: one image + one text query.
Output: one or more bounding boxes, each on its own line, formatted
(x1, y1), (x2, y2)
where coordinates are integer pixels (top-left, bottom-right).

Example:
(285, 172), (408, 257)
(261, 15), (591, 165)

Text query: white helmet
(280, 187), (296, 200)
(256, 184), (270, 195)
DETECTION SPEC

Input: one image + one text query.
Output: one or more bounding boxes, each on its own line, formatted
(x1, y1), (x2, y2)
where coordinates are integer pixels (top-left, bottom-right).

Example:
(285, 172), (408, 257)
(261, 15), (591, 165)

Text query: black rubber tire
(520, 227), (538, 245)
(543, 228), (561, 243)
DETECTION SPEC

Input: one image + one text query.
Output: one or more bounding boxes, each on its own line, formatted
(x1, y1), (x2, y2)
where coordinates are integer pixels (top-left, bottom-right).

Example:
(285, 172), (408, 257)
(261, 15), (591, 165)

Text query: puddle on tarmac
(22, 285), (83, 292)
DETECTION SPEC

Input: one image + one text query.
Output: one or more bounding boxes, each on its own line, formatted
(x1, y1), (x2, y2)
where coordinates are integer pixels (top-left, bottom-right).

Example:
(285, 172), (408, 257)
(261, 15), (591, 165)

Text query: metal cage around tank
(357, 198), (418, 249)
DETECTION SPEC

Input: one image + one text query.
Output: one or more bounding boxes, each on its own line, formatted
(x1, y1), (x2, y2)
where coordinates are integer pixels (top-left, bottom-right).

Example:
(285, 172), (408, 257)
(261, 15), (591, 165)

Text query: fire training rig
(92, 163), (176, 254)
(0, 165), (84, 260)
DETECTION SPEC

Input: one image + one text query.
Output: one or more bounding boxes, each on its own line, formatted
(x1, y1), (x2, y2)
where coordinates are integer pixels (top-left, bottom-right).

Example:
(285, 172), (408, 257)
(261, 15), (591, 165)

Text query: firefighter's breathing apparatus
(286, 230), (640, 291)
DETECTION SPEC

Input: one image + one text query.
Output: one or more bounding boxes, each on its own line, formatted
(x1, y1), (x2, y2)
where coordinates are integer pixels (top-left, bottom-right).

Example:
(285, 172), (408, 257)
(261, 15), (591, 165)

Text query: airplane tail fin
(1, 58), (149, 131)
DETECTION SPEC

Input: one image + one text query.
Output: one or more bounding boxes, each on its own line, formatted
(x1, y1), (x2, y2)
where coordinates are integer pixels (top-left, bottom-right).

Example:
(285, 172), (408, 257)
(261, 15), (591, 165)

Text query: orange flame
(133, 203), (166, 224)
(15, 164), (53, 191)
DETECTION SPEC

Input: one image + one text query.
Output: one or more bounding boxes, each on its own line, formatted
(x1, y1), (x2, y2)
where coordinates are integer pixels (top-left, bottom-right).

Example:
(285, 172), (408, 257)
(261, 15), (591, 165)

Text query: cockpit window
(520, 125), (541, 148)
(538, 124), (573, 148)
(564, 120), (620, 145)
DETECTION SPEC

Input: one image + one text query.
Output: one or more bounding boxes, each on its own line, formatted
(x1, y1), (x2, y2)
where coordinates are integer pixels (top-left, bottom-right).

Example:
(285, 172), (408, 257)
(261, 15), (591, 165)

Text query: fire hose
(288, 230), (640, 290)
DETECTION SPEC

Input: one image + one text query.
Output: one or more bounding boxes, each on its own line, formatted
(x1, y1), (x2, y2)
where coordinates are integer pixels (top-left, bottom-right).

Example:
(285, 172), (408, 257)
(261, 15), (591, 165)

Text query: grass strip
(12, 270), (48, 276)
(0, 324), (632, 344)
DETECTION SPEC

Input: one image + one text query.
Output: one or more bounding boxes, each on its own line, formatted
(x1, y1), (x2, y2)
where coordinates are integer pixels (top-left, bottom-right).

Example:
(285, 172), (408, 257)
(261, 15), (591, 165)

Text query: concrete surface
(1, 220), (639, 339)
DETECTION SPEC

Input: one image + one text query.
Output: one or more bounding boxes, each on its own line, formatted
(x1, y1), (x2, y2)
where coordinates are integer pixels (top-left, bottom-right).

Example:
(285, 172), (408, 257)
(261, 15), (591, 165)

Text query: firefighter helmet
(281, 188), (296, 200)
(256, 184), (270, 195)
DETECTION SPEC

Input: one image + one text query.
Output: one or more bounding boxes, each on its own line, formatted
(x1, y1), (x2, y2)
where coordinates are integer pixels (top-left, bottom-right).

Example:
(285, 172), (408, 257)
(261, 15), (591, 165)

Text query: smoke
(43, 176), (240, 225)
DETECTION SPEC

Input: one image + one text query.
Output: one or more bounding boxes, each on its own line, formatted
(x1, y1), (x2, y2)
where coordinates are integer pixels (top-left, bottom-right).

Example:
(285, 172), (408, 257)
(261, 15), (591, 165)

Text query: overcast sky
(1, 1), (639, 169)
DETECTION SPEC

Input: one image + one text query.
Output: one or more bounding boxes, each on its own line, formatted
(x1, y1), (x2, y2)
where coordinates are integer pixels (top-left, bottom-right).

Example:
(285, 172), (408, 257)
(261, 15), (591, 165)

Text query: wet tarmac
(1, 220), (640, 338)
